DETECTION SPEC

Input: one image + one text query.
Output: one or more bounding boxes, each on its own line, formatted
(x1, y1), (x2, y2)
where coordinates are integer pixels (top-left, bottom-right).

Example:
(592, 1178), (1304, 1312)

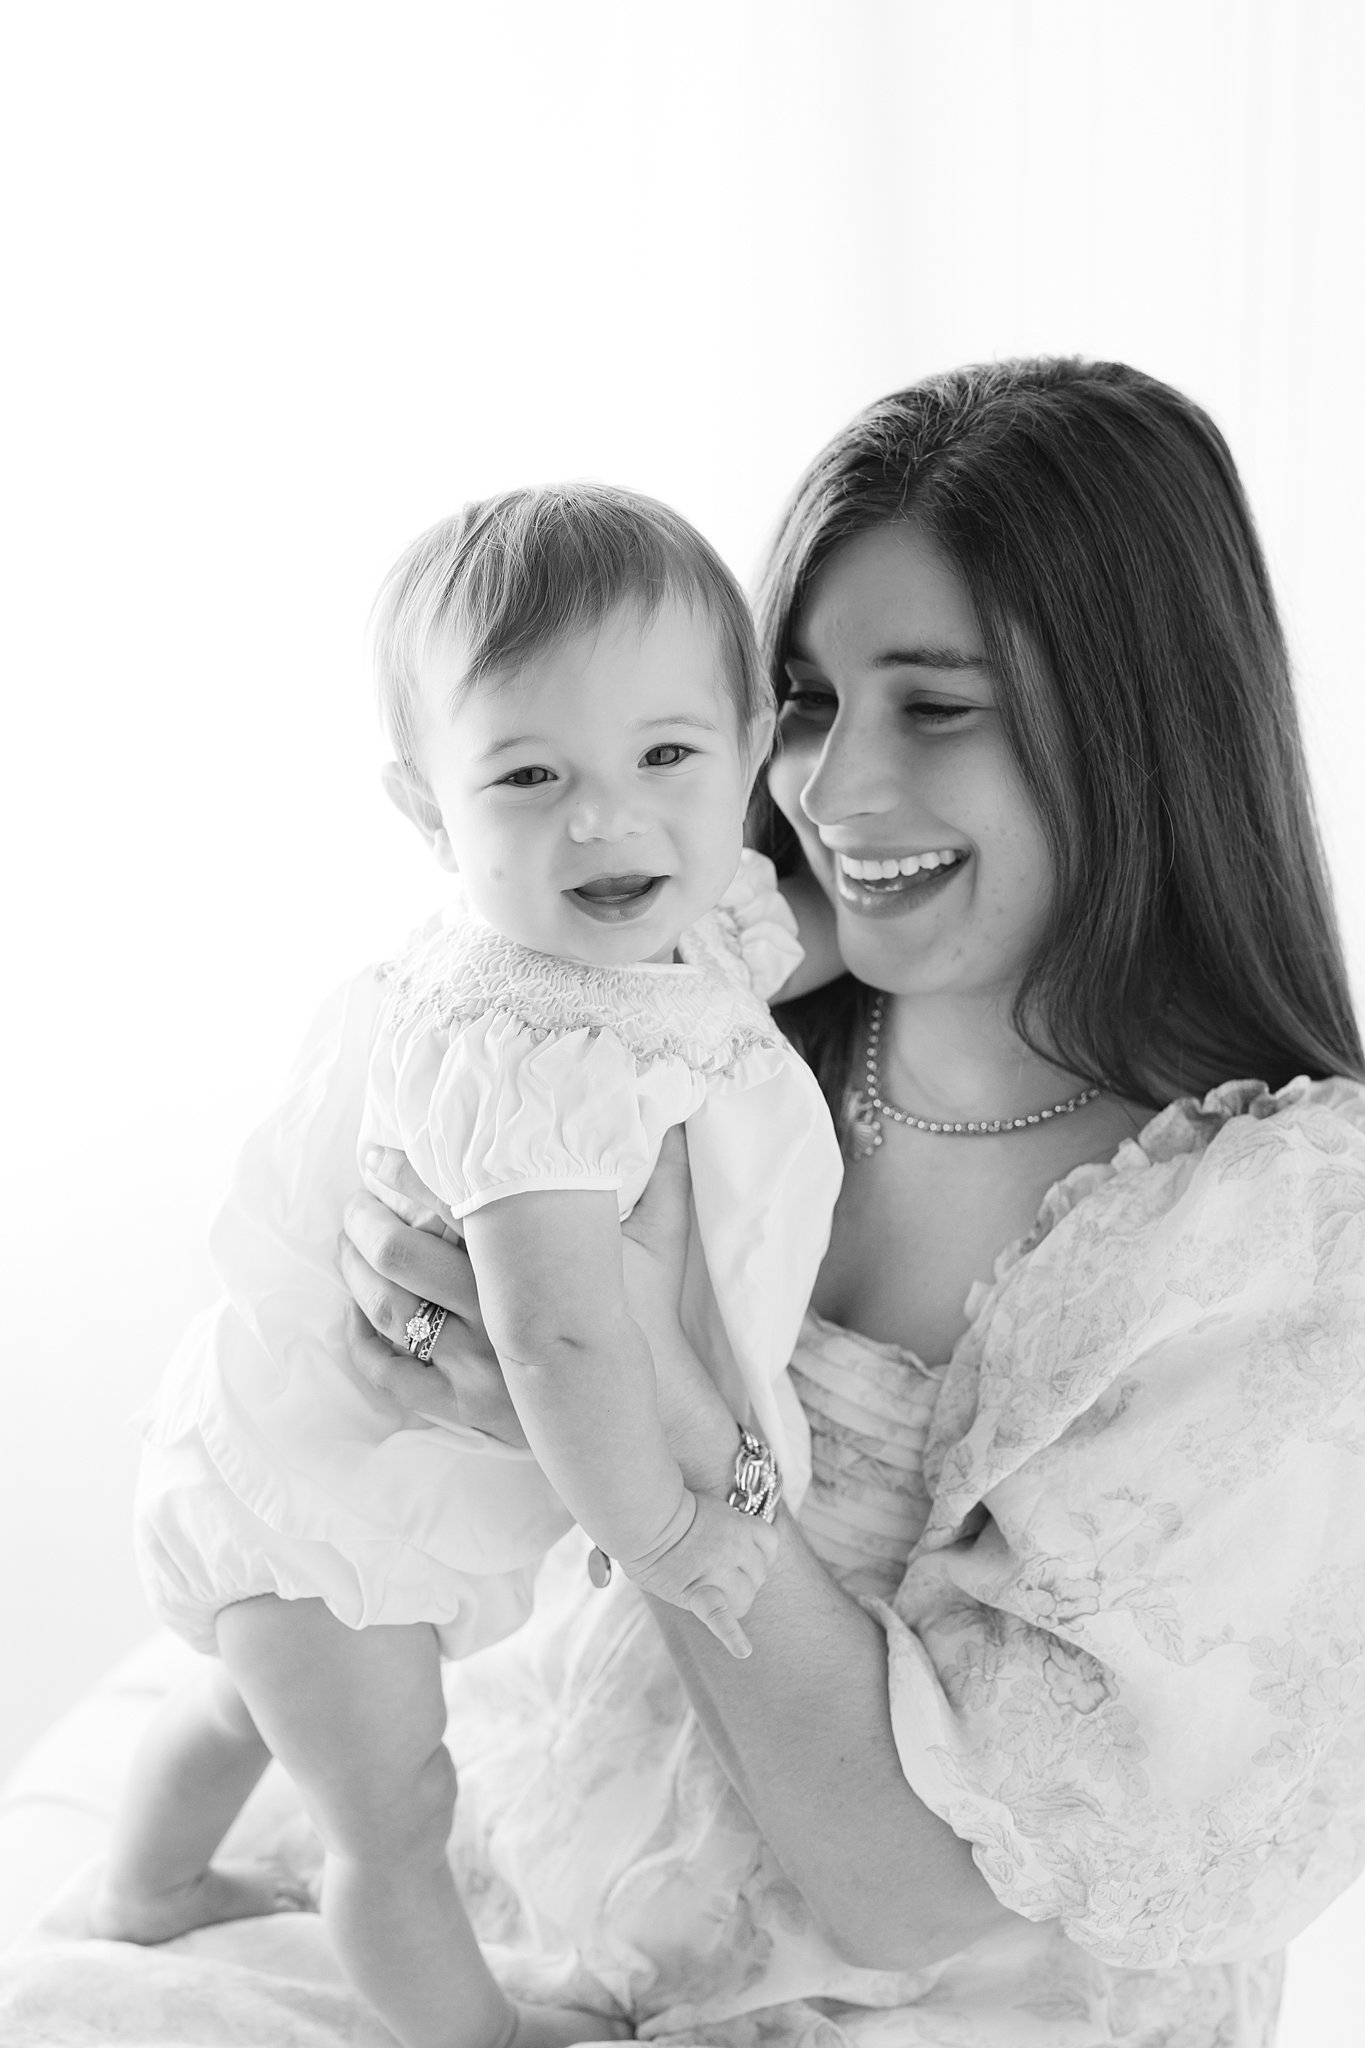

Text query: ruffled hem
(135, 1427), (544, 1661)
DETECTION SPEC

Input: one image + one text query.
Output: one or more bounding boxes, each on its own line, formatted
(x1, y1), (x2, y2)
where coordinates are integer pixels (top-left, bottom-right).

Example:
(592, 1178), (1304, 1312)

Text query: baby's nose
(567, 793), (647, 843)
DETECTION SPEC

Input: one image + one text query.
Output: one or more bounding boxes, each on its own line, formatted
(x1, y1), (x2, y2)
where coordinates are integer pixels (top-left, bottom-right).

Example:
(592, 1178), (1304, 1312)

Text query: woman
(336, 359), (1365, 2046)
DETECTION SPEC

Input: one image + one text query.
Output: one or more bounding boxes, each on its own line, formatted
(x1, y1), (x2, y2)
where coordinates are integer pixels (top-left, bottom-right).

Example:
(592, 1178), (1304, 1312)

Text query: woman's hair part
(753, 357), (1364, 1116)
(372, 482), (770, 771)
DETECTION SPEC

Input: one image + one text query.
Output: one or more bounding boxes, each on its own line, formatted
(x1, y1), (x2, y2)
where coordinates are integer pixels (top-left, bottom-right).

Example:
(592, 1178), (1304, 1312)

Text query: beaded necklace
(848, 991), (1102, 1157)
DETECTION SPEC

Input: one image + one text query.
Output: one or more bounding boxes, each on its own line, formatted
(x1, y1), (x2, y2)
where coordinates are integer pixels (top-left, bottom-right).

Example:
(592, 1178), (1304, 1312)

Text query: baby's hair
(371, 482), (770, 771)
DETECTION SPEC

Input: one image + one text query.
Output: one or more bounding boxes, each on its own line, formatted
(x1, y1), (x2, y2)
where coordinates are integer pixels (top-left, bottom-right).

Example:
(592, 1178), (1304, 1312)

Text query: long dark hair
(753, 358), (1364, 1117)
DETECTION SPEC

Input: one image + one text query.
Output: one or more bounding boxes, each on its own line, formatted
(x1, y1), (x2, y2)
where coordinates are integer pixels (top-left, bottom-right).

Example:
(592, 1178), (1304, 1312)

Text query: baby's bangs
(373, 483), (769, 758)
(453, 495), (686, 688)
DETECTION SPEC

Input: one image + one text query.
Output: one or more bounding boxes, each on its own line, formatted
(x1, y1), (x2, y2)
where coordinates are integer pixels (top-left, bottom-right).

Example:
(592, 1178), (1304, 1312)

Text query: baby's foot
(504, 2000), (634, 2048)
(91, 1857), (314, 1944)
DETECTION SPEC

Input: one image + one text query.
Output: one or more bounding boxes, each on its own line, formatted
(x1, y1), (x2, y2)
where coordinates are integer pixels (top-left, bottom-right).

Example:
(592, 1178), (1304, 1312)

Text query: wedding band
(404, 1300), (447, 1364)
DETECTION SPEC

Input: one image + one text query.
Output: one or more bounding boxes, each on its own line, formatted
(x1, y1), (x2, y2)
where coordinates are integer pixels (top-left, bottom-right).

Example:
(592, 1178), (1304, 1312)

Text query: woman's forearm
(648, 1333), (1015, 1972)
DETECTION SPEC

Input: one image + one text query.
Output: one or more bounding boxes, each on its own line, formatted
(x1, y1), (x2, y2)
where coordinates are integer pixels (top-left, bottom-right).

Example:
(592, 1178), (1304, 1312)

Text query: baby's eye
(498, 765), (555, 787)
(642, 743), (693, 768)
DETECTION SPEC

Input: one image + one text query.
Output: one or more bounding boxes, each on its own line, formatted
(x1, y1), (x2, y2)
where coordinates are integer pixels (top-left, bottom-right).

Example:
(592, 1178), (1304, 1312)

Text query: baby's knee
(343, 1742), (459, 1865)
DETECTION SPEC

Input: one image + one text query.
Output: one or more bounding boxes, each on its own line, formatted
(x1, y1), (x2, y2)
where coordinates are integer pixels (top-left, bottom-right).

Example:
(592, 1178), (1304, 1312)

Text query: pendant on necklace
(845, 1089), (883, 1159)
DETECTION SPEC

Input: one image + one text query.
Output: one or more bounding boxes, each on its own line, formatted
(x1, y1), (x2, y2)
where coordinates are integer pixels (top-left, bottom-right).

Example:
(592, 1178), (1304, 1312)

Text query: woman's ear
(381, 761), (458, 872)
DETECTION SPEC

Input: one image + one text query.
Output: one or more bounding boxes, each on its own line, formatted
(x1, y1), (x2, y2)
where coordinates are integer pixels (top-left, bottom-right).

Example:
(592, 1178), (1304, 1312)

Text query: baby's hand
(623, 1492), (778, 1658)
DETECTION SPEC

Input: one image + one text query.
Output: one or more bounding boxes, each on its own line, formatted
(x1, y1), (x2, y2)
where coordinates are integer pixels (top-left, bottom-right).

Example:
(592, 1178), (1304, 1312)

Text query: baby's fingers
(687, 1584), (752, 1660)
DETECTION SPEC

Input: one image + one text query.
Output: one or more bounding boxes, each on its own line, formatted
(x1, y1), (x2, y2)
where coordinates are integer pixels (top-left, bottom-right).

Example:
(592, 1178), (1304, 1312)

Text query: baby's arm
(772, 872), (844, 999)
(461, 1189), (776, 1655)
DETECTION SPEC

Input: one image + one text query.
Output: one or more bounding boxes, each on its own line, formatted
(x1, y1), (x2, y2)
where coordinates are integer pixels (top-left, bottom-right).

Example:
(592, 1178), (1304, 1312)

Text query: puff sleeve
(368, 1007), (705, 1221)
(717, 848), (805, 1002)
(876, 1081), (1365, 1969)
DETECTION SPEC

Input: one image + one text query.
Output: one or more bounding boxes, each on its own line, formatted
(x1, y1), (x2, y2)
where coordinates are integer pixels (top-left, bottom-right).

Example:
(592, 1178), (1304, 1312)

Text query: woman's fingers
(624, 1125), (693, 1252)
(622, 1125), (693, 1332)
(342, 1188), (480, 1320)
(360, 1146), (459, 1237)
(342, 1302), (463, 1424)
(338, 1251), (528, 1448)
(337, 1231), (419, 1348)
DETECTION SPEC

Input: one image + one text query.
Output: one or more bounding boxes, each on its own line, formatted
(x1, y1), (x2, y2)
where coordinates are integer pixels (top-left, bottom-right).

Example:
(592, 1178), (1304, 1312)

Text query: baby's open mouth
(572, 872), (660, 903)
(568, 873), (667, 921)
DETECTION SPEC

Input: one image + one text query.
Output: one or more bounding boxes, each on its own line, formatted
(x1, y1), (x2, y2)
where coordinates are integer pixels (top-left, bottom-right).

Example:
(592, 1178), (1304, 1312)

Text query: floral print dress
(439, 1076), (1365, 2048)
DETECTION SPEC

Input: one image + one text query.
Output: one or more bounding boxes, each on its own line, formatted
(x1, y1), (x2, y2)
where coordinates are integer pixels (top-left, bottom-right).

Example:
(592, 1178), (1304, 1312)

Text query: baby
(93, 485), (845, 2048)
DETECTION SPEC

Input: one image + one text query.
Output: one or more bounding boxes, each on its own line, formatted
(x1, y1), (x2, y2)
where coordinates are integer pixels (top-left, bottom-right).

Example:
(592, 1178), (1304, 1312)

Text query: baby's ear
(381, 761), (458, 872)
(743, 707), (778, 792)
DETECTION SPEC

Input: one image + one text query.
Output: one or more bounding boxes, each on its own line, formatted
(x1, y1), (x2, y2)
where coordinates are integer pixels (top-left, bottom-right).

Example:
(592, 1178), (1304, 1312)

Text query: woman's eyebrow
(870, 645), (988, 673)
(785, 644), (988, 673)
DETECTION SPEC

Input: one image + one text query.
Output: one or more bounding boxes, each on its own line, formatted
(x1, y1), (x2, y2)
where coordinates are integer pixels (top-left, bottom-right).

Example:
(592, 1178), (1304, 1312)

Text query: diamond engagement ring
(404, 1300), (447, 1364)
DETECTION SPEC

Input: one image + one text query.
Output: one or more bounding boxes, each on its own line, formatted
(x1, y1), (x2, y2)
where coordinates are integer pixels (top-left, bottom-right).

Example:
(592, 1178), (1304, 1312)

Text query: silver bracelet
(728, 1425), (782, 1523)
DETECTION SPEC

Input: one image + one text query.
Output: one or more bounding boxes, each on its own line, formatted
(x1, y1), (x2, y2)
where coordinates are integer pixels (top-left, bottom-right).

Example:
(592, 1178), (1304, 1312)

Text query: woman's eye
(780, 688), (837, 724)
(909, 701), (974, 726)
(642, 743), (693, 768)
(499, 765), (554, 787)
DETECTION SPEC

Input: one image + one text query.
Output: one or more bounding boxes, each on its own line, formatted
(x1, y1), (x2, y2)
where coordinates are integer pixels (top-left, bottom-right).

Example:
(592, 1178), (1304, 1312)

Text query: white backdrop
(3, 0), (1364, 2026)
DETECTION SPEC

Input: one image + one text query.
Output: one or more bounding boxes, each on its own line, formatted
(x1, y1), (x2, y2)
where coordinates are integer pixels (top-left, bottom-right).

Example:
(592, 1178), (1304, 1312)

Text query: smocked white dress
(134, 850), (843, 1659)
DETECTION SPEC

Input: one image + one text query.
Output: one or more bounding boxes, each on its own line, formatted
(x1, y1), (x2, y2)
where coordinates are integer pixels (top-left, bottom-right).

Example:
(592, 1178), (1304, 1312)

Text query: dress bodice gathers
(786, 1310), (941, 1601)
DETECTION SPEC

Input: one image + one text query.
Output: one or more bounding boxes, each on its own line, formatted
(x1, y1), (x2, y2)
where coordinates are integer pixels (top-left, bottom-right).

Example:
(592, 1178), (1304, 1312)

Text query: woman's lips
(567, 873), (667, 923)
(830, 850), (968, 918)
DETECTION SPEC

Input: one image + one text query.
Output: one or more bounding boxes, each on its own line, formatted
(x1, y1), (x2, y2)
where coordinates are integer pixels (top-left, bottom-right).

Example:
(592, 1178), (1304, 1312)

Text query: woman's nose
(797, 721), (901, 829)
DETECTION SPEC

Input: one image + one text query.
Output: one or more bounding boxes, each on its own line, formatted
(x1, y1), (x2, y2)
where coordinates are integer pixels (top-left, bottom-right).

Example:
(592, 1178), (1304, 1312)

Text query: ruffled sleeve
(876, 1078), (1365, 1969)
(370, 1007), (702, 1220)
(714, 848), (805, 1001)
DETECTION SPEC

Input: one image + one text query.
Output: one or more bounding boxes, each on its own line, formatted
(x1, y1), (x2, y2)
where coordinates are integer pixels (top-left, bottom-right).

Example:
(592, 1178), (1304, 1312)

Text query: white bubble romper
(134, 851), (844, 1659)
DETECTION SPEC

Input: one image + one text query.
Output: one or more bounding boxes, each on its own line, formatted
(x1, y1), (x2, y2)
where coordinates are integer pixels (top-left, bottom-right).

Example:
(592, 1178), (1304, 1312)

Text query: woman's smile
(829, 845), (969, 915)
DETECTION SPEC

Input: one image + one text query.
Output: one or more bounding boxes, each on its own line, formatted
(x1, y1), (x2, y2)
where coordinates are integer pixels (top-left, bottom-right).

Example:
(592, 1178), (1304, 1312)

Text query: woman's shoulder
(932, 1074), (1365, 1520)
(1004, 1072), (1365, 1283)
(1132, 1072), (1365, 1167)
(376, 897), (782, 1080)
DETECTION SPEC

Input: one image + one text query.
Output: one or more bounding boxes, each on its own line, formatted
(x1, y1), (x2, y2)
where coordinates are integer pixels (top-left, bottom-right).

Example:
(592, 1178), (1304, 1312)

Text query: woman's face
(768, 523), (1054, 1006)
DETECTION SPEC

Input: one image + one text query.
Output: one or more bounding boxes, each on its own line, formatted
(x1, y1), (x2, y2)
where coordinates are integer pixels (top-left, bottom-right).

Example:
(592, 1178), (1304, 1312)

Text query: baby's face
(412, 598), (752, 964)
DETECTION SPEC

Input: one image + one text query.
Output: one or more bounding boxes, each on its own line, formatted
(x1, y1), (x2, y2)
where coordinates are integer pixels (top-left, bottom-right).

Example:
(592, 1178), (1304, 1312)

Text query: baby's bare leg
(93, 1657), (308, 1940)
(216, 1596), (628, 2048)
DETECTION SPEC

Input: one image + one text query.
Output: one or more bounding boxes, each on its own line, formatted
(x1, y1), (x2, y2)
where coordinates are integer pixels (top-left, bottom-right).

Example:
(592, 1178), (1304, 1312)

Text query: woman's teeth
(837, 849), (963, 882)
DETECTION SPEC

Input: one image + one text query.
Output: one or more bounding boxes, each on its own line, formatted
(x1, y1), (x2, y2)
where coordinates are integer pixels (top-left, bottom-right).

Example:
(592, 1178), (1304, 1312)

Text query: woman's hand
(339, 1157), (526, 1445)
(339, 1129), (700, 1448)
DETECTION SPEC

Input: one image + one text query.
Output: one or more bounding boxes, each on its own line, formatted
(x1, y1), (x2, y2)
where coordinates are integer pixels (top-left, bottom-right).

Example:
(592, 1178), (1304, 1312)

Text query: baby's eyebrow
(477, 712), (721, 761)
(634, 713), (722, 733)
(478, 733), (547, 760)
